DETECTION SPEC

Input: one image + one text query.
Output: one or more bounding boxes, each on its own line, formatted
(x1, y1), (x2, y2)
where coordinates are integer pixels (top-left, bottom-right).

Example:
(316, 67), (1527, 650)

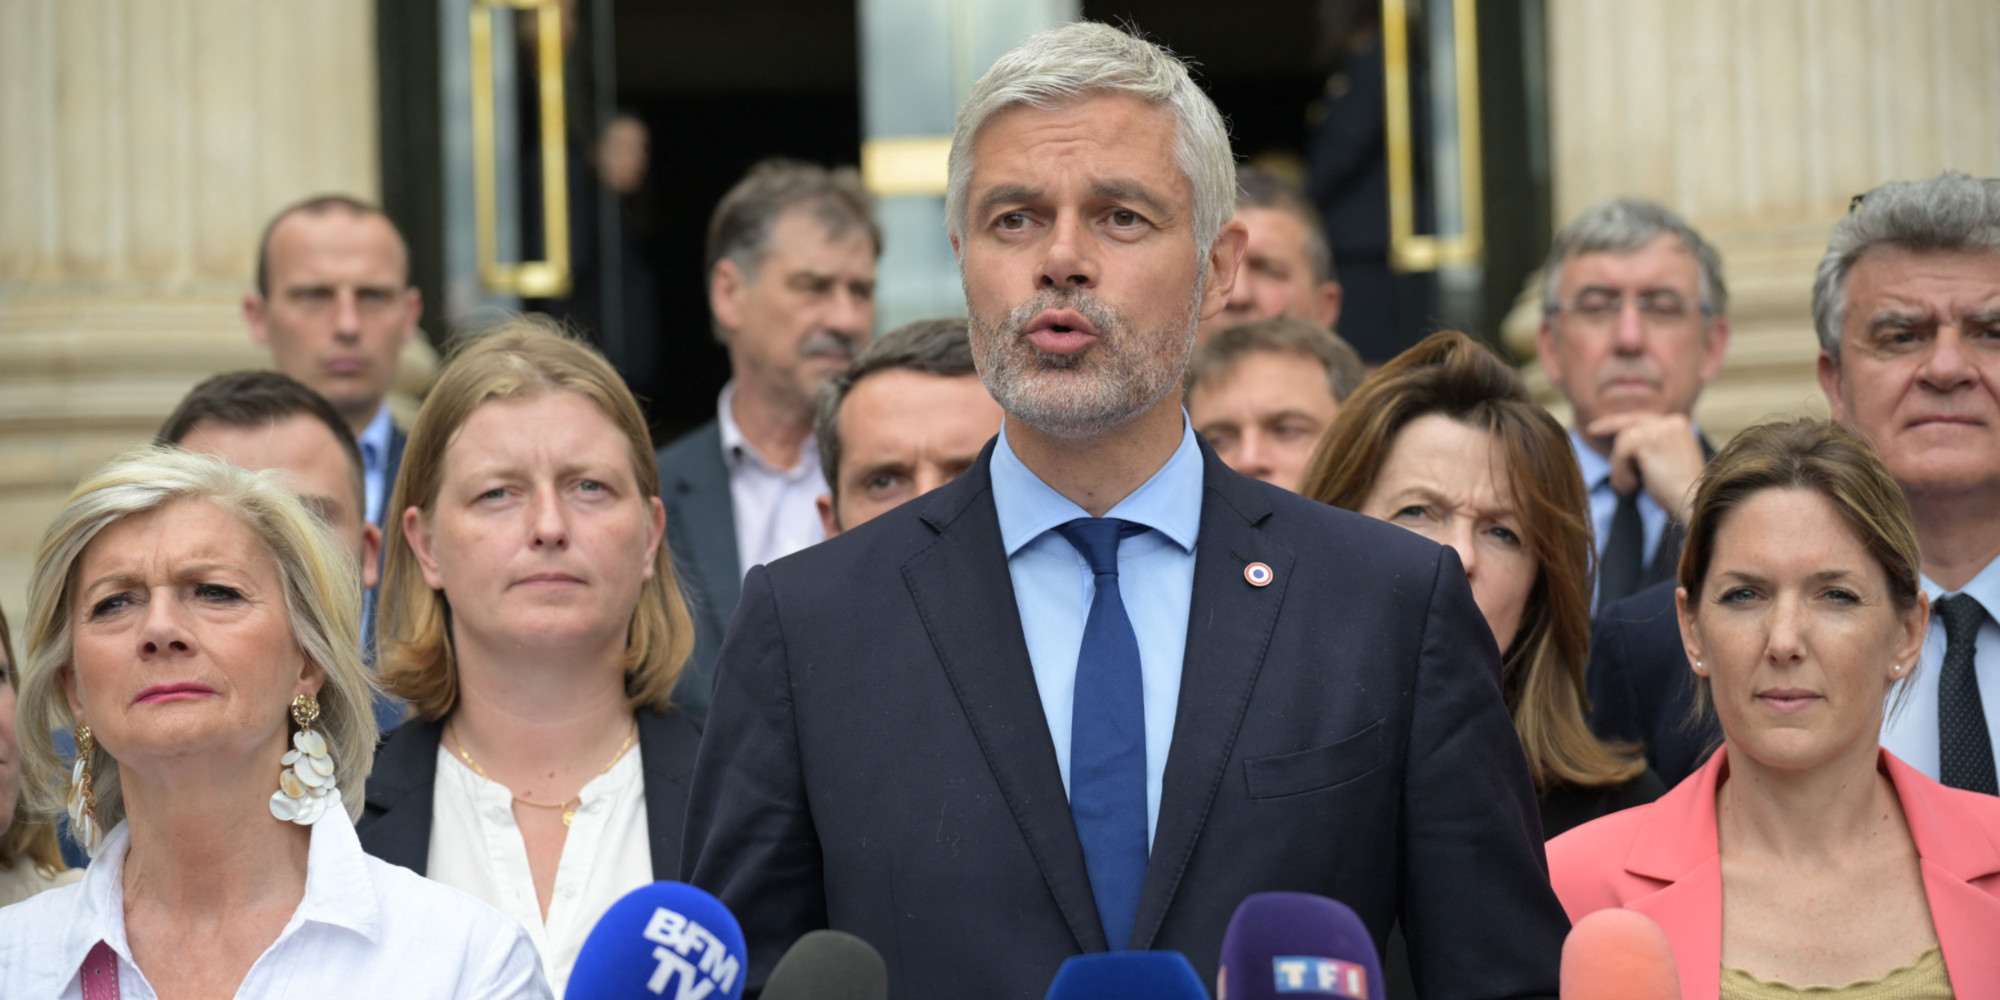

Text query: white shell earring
(270, 694), (339, 825)
(67, 724), (103, 853)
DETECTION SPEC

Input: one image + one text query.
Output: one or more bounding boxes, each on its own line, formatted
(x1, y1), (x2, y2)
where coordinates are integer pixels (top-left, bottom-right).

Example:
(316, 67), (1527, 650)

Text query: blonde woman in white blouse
(361, 320), (701, 999)
(0, 447), (549, 999)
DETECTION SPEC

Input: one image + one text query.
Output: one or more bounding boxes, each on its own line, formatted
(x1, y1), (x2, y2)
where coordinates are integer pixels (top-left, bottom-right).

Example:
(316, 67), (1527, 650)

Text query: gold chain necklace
(448, 722), (637, 827)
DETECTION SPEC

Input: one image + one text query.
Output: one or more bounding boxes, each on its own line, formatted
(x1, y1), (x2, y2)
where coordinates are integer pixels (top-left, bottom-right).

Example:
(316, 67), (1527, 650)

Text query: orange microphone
(1559, 909), (1680, 1000)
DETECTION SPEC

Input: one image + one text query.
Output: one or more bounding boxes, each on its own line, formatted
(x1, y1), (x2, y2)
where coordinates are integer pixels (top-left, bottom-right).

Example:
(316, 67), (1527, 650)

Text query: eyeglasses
(1546, 289), (1711, 328)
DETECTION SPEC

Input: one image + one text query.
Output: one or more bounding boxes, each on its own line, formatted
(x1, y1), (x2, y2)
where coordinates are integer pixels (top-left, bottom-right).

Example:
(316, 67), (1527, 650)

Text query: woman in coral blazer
(1548, 420), (2000, 999)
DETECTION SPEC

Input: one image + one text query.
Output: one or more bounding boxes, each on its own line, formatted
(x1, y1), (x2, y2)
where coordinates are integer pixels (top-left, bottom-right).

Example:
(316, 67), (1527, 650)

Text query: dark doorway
(611, 2), (863, 446)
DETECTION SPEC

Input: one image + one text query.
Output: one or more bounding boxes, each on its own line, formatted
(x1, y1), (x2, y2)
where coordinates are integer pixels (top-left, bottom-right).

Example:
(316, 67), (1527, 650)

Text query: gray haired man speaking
(683, 21), (1567, 998)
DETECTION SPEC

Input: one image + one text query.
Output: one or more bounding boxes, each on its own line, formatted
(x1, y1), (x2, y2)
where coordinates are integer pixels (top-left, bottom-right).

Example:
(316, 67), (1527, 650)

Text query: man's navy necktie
(1598, 486), (1645, 607)
(1056, 517), (1150, 950)
(1936, 593), (1997, 795)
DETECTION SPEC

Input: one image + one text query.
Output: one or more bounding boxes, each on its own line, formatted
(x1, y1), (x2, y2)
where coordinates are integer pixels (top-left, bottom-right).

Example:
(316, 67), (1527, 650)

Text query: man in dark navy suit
(683, 22), (1566, 999)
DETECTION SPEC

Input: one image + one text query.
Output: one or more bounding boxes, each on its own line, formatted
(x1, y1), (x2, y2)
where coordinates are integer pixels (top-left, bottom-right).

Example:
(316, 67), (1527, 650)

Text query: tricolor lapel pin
(1244, 561), (1273, 587)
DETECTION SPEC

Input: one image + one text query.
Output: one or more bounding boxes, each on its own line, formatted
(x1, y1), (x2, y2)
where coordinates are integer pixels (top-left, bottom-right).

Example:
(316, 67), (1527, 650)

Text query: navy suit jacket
(682, 438), (1567, 999)
(1586, 579), (1722, 788)
(656, 419), (738, 721)
(355, 707), (702, 878)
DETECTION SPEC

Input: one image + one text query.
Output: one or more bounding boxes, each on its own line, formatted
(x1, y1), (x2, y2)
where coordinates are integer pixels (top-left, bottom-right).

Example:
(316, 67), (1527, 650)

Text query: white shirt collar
(716, 381), (819, 481)
(357, 404), (394, 470)
(61, 808), (381, 976)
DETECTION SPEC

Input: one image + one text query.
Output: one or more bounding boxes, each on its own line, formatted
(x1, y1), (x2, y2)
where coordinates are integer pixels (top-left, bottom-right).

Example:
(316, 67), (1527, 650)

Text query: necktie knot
(1057, 518), (1140, 577)
(1937, 592), (1987, 638)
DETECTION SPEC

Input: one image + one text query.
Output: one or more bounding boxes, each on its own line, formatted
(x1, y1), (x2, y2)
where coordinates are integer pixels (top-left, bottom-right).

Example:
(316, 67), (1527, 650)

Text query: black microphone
(760, 930), (887, 1000)
(1217, 892), (1382, 999)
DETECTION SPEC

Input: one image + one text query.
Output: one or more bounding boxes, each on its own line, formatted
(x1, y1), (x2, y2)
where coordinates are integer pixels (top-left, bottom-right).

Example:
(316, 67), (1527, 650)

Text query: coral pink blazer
(1547, 748), (2000, 1000)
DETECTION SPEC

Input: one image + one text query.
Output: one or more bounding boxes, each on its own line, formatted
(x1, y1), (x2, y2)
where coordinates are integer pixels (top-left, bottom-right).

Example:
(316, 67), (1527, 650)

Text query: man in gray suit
(656, 160), (881, 718)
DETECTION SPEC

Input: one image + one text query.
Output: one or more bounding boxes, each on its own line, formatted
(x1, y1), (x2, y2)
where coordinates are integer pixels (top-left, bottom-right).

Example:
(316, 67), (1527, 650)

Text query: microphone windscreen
(761, 930), (887, 1000)
(1559, 908), (1679, 1000)
(1217, 892), (1381, 1000)
(566, 881), (748, 1000)
(1043, 952), (1210, 1000)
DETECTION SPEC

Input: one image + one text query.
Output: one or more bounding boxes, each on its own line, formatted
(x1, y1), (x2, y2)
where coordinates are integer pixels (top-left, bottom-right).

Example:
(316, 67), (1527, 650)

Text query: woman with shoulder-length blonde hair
(0, 600), (81, 907)
(359, 317), (698, 998)
(1301, 330), (1661, 834)
(0, 447), (548, 998)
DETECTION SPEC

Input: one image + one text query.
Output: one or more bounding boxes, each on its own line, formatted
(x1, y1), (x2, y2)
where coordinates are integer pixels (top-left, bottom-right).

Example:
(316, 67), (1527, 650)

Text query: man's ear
(816, 493), (841, 538)
(1817, 350), (1851, 424)
(1535, 317), (1564, 388)
(710, 260), (747, 335)
(1198, 220), (1250, 322)
(398, 287), (423, 348)
(245, 293), (271, 348)
(1314, 281), (1344, 331)
(1696, 314), (1732, 386)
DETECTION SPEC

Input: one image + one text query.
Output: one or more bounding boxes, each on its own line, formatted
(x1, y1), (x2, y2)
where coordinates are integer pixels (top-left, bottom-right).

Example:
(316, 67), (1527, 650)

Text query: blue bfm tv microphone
(1218, 892), (1383, 999)
(566, 881), (747, 1000)
(1043, 951), (1210, 1000)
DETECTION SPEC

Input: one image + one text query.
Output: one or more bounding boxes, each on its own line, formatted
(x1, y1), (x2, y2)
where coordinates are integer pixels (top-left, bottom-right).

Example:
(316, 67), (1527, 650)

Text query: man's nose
(1037, 213), (1098, 290)
(332, 289), (361, 339)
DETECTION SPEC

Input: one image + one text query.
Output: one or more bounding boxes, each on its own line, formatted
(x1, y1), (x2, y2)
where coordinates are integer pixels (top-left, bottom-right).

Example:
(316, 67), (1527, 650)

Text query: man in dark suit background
(655, 161), (880, 719)
(1537, 198), (1729, 611)
(683, 22), (1567, 998)
(1540, 201), (1732, 786)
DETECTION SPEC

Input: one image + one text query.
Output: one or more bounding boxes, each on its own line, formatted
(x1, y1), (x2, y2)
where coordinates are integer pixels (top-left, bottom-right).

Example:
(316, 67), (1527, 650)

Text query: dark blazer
(1586, 579), (1721, 788)
(356, 707), (703, 878)
(656, 419), (739, 721)
(682, 438), (1568, 1000)
(380, 420), (408, 526)
(363, 421), (411, 733)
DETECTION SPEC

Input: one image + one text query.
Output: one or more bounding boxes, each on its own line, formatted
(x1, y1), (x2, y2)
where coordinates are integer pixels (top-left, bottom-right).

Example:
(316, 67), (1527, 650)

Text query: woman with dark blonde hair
(0, 601), (78, 906)
(1302, 330), (1660, 834)
(1550, 418), (2000, 997)
(359, 318), (699, 998)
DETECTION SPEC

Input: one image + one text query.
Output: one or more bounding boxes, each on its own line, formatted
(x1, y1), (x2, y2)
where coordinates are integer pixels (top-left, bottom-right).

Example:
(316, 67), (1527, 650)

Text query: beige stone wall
(1509, 0), (2000, 438)
(0, 0), (430, 624)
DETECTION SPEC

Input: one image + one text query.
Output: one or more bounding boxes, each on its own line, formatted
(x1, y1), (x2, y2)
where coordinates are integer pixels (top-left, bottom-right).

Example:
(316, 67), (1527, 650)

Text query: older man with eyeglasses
(1545, 199), (1734, 788)
(1536, 198), (1732, 610)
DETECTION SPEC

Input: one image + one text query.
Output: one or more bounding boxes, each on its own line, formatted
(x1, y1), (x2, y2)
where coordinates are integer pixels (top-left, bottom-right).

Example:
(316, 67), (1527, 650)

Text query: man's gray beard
(968, 277), (1204, 441)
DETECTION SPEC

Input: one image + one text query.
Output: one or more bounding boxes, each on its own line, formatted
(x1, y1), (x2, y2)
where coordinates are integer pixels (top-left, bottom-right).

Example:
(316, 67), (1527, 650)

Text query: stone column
(1508, 0), (2000, 437)
(0, 0), (425, 618)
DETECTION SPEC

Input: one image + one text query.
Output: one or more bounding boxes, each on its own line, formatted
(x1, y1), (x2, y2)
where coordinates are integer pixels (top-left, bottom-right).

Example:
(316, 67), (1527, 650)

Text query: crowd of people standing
(0, 18), (1998, 1000)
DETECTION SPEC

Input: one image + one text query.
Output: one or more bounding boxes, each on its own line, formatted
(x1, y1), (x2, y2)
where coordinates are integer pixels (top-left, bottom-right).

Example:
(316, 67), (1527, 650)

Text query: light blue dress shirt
(1882, 556), (2000, 781)
(358, 403), (395, 527)
(990, 418), (1203, 848)
(1570, 428), (1673, 574)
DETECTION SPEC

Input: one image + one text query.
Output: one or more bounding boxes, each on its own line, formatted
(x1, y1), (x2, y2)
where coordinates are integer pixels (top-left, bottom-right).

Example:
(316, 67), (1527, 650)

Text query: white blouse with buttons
(428, 742), (653, 1000)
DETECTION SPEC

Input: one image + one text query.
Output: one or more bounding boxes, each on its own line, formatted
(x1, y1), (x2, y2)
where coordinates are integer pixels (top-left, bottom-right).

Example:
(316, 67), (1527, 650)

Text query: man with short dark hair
(243, 194), (419, 531)
(811, 318), (1003, 535)
(1185, 317), (1364, 492)
(1196, 165), (1343, 342)
(1818, 172), (2000, 793)
(655, 159), (880, 718)
(685, 22), (1566, 997)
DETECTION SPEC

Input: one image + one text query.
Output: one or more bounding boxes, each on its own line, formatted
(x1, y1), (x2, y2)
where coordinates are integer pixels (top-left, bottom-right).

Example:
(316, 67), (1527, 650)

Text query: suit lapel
(903, 447), (1108, 954)
(1888, 753), (2000, 987)
(357, 716), (445, 875)
(669, 422), (742, 619)
(1624, 859), (1722, 1000)
(1130, 445), (1289, 950)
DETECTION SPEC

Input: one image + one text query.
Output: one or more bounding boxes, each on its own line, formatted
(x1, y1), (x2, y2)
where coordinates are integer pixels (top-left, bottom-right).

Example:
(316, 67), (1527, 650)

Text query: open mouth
(1023, 309), (1099, 356)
